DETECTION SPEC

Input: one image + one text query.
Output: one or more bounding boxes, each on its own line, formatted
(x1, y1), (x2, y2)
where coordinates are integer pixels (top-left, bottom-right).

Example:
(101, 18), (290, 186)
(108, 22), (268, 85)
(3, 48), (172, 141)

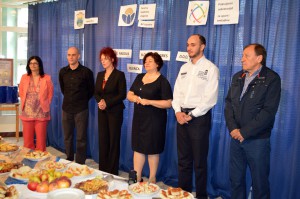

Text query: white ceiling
(0, 0), (51, 7)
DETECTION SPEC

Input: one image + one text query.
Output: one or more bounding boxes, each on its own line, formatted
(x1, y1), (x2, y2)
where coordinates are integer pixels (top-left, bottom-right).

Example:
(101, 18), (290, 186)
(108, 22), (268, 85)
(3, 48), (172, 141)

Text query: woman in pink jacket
(19, 56), (54, 151)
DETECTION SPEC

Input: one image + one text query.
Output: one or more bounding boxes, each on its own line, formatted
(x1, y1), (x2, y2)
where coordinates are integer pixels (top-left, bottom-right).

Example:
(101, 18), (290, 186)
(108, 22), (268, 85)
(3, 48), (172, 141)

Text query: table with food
(0, 139), (194, 199)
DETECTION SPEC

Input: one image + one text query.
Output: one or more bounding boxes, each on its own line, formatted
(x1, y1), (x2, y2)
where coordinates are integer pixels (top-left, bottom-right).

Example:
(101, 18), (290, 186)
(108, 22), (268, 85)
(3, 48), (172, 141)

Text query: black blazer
(94, 69), (127, 112)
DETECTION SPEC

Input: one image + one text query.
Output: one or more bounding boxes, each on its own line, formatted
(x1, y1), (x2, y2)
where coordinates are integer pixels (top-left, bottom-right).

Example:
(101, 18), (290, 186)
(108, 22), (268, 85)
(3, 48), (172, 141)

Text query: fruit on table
(56, 176), (72, 188)
(27, 181), (39, 191)
(28, 176), (72, 193)
(48, 181), (59, 191)
(29, 175), (41, 183)
(40, 173), (48, 182)
(36, 181), (49, 193)
(61, 171), (73, 178)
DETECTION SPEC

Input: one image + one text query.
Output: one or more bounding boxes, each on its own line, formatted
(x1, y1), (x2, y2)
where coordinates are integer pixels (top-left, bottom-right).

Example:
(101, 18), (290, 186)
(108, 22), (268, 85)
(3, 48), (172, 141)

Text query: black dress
(130, 73), (173, 154)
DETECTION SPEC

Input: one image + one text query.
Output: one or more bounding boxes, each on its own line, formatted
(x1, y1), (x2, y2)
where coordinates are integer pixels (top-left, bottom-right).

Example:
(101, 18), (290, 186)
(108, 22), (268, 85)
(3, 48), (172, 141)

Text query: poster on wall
(74, 10), (85, 29)
(0, 59), (13, 86)
(214, 0), (239, 25)
(186, 1), (209, 26)
(118, 4), (137, 26)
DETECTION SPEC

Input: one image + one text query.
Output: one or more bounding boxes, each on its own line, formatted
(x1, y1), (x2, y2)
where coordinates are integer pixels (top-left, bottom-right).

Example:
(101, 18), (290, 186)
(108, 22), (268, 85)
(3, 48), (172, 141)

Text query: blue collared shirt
(240, 66), (262, 100)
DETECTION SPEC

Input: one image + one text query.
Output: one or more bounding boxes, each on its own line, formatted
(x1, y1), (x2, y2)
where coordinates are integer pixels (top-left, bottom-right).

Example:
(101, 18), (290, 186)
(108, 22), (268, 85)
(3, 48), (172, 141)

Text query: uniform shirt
(59, 63), (94, 114)
(172, 56), (220, 117)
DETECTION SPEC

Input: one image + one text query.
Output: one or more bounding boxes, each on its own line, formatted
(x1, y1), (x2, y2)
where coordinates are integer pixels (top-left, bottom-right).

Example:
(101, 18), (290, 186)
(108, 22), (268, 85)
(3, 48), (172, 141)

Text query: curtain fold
(28, 0), (300, 198)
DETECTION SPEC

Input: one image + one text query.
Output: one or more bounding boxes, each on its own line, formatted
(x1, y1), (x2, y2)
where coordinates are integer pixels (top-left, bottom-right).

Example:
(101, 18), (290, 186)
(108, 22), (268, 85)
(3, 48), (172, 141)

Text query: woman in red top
(19, 56), (54, 151)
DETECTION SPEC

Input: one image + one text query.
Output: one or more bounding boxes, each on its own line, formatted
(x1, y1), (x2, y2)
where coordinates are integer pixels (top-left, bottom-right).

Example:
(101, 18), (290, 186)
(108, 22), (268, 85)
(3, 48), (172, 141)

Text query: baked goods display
(74, 178), (108, 194)
(24, 151), (50, 160)
(0, 143), (19, 153)
(0, 162), (22, 174)
(0, 185), (19, 199)
(129, 181), (159, 196)
(10, 166), (40, 181)
(97, 189), (132, 199)
(65, 165), (94, 177)
(41, 161), (67, 171)
(160, 187), (193, 199)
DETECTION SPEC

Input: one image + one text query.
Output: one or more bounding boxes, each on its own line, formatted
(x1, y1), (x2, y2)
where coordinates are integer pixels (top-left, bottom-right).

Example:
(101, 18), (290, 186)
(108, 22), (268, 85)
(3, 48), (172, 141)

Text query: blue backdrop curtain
(27, 0), (300, 198)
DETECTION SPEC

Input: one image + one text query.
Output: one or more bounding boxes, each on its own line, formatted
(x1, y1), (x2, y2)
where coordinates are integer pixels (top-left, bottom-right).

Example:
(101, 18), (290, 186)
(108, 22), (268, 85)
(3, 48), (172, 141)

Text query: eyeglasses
(29, 62), (39, 65)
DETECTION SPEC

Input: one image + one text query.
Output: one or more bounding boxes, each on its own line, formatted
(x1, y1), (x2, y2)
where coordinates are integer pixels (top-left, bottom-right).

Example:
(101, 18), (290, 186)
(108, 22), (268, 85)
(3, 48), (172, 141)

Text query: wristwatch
(188, 112), (195, 119)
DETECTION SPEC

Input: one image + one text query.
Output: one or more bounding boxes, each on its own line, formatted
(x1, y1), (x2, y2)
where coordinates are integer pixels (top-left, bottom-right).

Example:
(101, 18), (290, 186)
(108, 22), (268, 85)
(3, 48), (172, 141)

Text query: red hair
(99, 47), (118, 67)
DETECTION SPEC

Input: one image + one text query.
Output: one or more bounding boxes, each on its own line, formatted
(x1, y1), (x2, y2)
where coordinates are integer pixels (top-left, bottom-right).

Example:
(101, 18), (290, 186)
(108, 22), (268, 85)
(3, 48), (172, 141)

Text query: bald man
(59, 47), (94, 164)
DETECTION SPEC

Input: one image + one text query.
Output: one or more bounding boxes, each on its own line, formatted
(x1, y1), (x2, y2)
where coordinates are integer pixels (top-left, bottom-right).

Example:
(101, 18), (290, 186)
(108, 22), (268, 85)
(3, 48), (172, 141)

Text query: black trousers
(98, 109), (123, 175)
(62, 109), (88, 164)
(177, 111), (211, 199)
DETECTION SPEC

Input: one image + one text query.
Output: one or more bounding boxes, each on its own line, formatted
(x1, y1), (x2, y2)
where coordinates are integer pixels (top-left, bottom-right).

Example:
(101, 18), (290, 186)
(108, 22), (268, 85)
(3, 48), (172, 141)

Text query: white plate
(40, 161), (67, 171)
(65, 166), (95, 179)
(47, 188), (85, 199)
(160, 189), (194, 199)
(0, 171), (10, 176)
(0, 147), (20, 155)
(9, 169), (39, 182)
(128, 182), (160, 197)
(24, 155), (50, 162)
(27, 188), (48, 197)
(8, 172), (29, 182)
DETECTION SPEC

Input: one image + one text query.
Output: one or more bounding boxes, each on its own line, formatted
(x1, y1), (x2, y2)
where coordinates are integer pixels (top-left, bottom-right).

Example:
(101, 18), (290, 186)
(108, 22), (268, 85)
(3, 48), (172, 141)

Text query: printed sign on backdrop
(176, 52), (190, 62)
(74, 10), (85, 29)
(114, 49), (132, 58)
(138, 20), (155, 28)
(138, 4), (156, 20)
(214, 0), (239, 25)
(118, 4), (137, 26)
(84, 17), (98, 25)
(186, 1), (209, 26)
(127, 64), (143, 73)
(139, 50), (171, 61)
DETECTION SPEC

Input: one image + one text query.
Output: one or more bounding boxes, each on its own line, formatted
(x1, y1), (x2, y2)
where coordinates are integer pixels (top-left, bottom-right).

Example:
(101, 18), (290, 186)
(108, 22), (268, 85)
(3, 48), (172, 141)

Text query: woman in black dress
(94, 47), (126, 175)
(127, 52), (172, 183)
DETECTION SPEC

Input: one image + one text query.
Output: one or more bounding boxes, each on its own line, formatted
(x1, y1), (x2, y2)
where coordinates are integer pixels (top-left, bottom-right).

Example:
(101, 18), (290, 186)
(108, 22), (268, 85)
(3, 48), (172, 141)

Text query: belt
(180, 107), (195, 114)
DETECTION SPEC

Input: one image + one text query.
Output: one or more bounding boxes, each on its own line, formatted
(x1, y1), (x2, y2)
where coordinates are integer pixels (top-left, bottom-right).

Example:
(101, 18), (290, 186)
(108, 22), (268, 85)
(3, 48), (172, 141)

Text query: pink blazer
(19, 74), (54, 113)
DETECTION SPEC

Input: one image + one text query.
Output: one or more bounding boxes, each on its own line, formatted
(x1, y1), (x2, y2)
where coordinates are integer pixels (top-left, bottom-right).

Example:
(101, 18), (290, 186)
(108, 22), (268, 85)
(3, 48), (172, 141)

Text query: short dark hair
(244, 43), (267, 66)
(26, 56), (45, 77)
(99, 47), (118, 67)
(143, 52), (164, 71)
(192, 34), (206, 45)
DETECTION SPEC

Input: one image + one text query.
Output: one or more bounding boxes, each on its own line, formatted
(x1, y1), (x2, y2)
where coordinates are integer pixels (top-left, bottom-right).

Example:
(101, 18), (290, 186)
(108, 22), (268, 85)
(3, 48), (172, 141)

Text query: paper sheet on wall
(118, 4), (137, 26)
(74, 10), (85, 29)
(214, 0), (239, 25)
(186, 1), (209, 26)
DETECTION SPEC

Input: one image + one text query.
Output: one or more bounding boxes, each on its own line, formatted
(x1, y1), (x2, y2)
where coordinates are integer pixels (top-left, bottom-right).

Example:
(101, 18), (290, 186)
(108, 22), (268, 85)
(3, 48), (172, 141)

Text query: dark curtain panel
(28, 0), (300, 198)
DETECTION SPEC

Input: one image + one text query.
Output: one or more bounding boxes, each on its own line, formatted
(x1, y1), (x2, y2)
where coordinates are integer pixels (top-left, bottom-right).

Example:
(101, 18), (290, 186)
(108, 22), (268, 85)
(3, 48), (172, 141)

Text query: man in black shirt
(59, 47), (94, 164)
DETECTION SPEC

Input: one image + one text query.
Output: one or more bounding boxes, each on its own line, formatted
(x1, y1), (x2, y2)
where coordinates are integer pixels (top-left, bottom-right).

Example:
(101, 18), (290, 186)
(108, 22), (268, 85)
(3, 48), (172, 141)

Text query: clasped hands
(135, 96), (151, 106)
(98, 99), (107, 110)
(230, 129), (244, 142)
(176, 112), (192, 125)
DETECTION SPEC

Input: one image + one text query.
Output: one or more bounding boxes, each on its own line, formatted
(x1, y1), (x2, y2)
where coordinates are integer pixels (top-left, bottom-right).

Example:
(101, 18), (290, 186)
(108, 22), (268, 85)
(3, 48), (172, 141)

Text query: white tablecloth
(11, 159), (164, 199)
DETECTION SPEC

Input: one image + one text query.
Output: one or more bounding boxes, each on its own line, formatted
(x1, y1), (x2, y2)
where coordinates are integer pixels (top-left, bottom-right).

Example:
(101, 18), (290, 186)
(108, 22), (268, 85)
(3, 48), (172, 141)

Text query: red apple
(48, 181), (59, 191)
(36, 181), (49, 193)
(27, 181), (39, 191)
(56, 176), (71, 188)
